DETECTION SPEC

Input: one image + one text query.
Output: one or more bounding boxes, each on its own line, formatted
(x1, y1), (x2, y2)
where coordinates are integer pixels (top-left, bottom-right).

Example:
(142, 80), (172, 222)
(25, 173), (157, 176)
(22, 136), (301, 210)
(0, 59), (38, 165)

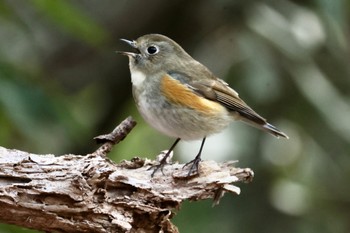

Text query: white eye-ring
(146, 45), (159, 55)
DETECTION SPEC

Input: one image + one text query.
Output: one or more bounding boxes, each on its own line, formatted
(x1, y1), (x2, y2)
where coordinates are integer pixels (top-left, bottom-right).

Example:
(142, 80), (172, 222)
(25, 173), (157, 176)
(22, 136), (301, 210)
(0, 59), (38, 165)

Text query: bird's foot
(149, 150), (173, 177)
(183, 156), (201, 176)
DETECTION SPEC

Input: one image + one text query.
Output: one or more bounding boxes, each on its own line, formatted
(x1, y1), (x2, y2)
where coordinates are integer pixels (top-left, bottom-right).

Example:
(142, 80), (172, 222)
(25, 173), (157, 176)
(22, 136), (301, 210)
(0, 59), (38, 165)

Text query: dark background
(0, 1), (349, 232)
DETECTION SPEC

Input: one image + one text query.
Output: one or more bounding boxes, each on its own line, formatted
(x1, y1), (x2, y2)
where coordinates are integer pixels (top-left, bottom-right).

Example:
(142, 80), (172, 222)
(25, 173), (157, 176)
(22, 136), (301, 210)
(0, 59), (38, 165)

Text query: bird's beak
(116, 38), (139, 57)
(120, 39), (137, 48)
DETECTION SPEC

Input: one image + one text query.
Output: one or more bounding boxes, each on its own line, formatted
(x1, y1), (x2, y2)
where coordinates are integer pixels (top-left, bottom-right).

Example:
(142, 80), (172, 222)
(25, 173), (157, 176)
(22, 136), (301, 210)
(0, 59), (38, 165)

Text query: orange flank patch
(161, 75), (225, 115)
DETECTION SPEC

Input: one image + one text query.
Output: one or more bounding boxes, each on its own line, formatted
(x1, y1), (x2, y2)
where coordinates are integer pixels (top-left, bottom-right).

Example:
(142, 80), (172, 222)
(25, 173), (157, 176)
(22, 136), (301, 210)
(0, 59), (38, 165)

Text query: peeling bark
(0, 117), (254, 233)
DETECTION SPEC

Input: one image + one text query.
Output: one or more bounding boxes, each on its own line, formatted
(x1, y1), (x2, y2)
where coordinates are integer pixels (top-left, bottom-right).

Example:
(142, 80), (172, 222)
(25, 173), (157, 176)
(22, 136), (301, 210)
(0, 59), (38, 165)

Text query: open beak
(120, 39), (137, 48)
(116, 39), (139, 57)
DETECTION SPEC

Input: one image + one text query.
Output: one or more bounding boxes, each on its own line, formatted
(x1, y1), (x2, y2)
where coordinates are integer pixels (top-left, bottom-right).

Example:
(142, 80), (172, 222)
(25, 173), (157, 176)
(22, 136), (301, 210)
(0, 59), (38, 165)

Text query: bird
(117, 34), (288, 176)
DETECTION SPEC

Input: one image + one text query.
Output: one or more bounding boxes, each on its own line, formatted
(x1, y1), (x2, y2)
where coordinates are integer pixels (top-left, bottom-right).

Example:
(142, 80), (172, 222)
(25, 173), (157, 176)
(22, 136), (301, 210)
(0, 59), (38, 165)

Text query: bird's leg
(150, 138), (181, 177)
(183, 137), (206, 176)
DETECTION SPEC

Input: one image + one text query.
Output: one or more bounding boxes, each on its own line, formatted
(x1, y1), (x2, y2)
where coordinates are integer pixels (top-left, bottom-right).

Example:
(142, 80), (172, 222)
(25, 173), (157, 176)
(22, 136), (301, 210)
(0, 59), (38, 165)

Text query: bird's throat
(130, 70), (146, 87)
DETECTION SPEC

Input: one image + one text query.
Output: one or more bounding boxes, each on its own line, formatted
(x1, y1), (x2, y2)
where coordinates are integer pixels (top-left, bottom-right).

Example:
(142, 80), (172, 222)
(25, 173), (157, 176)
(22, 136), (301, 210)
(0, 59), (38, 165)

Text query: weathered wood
(0, 117), (253, 233)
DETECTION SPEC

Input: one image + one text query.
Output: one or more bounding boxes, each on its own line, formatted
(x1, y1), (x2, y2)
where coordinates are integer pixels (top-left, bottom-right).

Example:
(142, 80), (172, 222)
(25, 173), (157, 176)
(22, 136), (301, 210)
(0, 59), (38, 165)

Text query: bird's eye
(147, 45), (159, 55)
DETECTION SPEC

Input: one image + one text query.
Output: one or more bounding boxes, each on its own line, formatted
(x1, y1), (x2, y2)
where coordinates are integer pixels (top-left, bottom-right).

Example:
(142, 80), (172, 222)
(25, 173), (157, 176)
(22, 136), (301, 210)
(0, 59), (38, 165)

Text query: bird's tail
(261, 122), (289, 139)
(240, 118), (289, 139)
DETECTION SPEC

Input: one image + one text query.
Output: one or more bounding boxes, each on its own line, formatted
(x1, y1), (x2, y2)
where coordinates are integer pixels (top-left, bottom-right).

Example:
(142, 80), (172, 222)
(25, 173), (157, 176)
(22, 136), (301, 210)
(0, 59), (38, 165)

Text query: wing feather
(167, 71), (288, 138)
(188, 79), (266, 125)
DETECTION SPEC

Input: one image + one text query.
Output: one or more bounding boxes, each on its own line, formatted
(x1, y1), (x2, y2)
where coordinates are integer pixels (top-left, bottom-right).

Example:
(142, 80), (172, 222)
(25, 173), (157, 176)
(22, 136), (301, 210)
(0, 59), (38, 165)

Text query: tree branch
(0, 117), (254, 233)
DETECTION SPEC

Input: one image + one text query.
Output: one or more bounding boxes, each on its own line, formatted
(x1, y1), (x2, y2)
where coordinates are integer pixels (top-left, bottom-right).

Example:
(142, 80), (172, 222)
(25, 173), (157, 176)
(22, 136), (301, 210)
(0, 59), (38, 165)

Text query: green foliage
(31, 0), (109, 46)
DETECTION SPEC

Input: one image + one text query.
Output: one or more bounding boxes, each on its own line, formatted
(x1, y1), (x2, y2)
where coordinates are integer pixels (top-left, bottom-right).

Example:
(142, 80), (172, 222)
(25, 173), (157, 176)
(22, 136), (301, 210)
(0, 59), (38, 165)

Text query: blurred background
(0, 0), (349, 232)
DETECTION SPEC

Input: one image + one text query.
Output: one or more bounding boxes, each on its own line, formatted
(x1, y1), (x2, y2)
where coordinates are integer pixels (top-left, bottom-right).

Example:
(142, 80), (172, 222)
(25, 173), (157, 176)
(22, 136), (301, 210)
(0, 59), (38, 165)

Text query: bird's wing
(167, 71), (288, 138)
(189, 77), (267, 125)
(168, 71), (265, 122)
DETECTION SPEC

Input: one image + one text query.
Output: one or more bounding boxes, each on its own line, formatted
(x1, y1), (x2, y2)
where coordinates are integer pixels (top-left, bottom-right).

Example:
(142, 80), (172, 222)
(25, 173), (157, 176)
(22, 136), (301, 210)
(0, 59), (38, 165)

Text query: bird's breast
(131, 74), (233, 140)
